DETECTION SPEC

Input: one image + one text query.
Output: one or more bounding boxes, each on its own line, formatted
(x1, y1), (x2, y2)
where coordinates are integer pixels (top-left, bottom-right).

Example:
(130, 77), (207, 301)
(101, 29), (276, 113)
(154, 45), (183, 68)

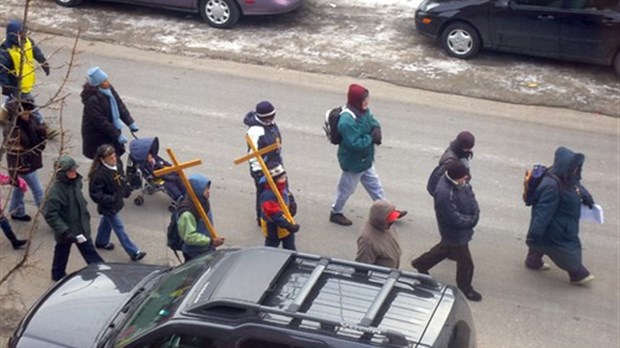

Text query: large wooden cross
(233, 134), (295, 224)
(153, 148), (219, 239)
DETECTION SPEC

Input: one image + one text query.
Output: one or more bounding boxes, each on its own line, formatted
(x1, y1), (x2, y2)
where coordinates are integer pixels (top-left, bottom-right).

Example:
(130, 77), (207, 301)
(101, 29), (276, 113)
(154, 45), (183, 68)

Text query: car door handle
(537, 14), (555, 20)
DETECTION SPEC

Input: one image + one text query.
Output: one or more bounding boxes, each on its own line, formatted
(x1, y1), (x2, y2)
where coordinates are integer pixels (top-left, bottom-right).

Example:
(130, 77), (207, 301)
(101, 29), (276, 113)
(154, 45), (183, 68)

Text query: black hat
(256, 101), (276, 118)
(456, 131), (475, 150)
(447, 161), (469, 180)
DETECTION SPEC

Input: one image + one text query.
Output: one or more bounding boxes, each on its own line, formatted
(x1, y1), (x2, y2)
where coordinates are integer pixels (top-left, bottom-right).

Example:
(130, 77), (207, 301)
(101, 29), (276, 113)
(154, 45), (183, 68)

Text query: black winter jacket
(4, 103), (46, 179)
(89, 165), (126, 216)
(434, 175), (480, 245)
(81, 85), (134, 159)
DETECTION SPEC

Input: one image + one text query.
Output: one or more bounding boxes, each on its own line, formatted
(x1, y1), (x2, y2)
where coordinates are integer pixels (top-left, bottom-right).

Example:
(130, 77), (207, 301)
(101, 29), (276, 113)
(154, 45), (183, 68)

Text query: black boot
(1, 216), (27, 249)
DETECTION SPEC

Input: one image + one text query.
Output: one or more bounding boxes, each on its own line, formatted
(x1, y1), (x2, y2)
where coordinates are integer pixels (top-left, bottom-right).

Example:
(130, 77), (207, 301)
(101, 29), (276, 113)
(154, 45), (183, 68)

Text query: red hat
(386, 210), (400, 223)
(347, 84), (369, 111)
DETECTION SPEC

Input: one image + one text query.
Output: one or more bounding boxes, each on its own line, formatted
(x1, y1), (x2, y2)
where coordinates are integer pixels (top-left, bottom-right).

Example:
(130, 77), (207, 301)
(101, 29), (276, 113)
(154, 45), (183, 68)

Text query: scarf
(99, 87), (123, 132)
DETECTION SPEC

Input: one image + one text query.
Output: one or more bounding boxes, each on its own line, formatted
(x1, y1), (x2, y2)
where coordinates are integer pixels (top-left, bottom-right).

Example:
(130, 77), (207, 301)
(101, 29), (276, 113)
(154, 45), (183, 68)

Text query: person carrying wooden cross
(259, 162), (299, 250)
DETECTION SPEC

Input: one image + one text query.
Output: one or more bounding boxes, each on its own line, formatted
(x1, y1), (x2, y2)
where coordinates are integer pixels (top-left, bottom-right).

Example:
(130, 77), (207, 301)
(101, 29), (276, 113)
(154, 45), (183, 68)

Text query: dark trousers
(265, 231), (296, 251)
(412, 242), (475, 292)
(51, 240), (104, 281)
(251, 170), (264, 223)
(0, 216), (19, 244)
(525, 248), (590, 281)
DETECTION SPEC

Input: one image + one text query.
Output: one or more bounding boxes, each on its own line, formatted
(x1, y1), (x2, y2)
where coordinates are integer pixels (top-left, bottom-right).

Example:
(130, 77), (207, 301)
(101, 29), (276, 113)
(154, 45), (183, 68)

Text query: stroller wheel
(134, 196), (144, 206)
(168, 204), (176, 213)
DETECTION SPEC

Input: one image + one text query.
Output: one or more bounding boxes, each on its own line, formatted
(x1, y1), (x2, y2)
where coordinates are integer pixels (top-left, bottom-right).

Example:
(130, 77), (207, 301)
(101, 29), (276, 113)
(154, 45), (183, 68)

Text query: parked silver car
(54, 0), (304, 29)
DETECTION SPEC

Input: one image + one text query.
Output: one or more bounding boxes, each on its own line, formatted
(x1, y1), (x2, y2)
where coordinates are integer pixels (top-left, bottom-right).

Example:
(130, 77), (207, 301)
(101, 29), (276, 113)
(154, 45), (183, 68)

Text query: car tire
(54, 0), (83, 7)
(199, 0), (241, 29)
(441, 22), (481, 59)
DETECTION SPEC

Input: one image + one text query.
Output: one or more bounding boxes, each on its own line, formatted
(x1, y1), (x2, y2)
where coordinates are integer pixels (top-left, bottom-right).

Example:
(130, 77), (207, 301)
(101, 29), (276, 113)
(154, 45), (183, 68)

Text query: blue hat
(87, 66), (109, 86)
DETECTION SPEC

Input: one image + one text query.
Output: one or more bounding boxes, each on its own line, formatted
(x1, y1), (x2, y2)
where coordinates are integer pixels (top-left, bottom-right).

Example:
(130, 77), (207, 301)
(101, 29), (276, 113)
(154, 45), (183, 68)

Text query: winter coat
(89, 164), (126, 216)
(4, 101), (46, 178)
(355, 200), (402, 269)
(434, 174), (480, 245)
(243, 112), (282, 174)
(81, 85), (135, 159)
(336, 107), (380, 173)
(44, 156), (92, 244)
(526, 146), (593, 270)
(0, 20), (47, 95)
(260, 179), (294, 240)
(177, 175), (214, 258)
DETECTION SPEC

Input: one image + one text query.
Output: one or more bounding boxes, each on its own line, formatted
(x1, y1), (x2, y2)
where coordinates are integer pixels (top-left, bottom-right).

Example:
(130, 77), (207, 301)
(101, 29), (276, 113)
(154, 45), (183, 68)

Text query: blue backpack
(523, 164), (559, 206)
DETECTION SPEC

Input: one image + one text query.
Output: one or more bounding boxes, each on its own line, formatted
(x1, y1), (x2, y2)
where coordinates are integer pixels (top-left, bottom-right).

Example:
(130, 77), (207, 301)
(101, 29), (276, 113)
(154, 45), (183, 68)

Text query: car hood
(12, 263), (165, 348)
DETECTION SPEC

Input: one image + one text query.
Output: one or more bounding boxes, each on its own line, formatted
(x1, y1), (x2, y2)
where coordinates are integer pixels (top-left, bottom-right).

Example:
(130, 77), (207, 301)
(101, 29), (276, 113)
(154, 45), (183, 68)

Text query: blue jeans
(51, 239), (104, 281)
(95, 213), (140, 257)
(331, 165), (385, 214)
(9, 171), (44, 217)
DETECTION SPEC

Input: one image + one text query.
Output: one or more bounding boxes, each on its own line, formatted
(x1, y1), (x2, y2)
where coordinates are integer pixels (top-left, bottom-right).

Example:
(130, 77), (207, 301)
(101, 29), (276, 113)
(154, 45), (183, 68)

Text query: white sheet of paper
(580, 204), (604, 224)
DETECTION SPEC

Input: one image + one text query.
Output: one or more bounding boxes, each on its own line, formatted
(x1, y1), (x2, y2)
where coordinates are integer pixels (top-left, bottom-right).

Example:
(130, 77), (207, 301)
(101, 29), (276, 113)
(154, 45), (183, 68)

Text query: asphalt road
(1, 0), (619, 116)
(0, 36), (618, 347)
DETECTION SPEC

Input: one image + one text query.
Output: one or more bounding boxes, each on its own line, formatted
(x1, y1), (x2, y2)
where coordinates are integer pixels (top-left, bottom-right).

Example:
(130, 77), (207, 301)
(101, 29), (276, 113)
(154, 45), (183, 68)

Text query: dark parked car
(54, 0), (304, 29)
(415, 0), (620, 75)
(9, 247), (476, 348)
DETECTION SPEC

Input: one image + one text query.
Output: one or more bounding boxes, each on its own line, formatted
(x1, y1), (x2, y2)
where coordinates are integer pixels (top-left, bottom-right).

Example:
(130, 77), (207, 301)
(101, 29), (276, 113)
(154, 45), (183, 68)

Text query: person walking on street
(81, 66), (139, 164)
(411, 161), (482, 301)
(88, 144), (146, 262)
(0, 172), (27, 249)
(427, 131), (475, 196)
(176, 173), (225, 263)
(3, 99), (46, 222)
(355, 199), (402, 269)
(243, 100), (283, 226)
(329, 83), (406, 226)
(524, 146), (595, 285)
(44, 155), (104, 281)
(0, 19), (50, 125)
(260, 163), (299, 250)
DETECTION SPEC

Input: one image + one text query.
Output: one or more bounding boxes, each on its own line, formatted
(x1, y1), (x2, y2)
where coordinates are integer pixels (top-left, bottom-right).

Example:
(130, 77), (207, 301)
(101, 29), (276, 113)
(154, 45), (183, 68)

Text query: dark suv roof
(177, 247), (456, 347)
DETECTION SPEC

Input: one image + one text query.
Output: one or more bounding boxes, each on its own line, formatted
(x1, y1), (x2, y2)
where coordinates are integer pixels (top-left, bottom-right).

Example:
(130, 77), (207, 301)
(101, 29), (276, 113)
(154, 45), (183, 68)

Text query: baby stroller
(126, 136), (185, 212)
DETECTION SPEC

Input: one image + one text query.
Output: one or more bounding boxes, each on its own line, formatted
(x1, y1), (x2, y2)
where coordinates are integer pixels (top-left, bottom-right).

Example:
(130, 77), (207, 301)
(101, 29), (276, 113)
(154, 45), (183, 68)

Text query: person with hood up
(411, 161), (482, 302)
(525, 146), (596, 285)
(0, 19), (49, 125)
(259, 163), (299, 250)
(427, 130), (475, 196)
(176, 173), (225, 262)
(44, 155), (104, 281)
(355, 199), (402, 269)
(329, 83), (406, 226)
(88, 144), (146, 262)
(81, 66), (139, 163)
(3, 99), (47, 222)
(243, 100), (283, 226)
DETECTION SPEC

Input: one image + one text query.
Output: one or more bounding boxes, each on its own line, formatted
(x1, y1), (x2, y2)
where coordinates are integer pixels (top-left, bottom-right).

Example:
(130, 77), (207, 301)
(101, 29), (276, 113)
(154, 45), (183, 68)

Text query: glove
(288, 193), (297, 217)
(581, 195), (594, 209)
(129, 123), (139, 132)
(42, 62), (50, 76)
(371, 127), (382, 145)
(18, 177), (28, 193)
(59, 231), (76, 244)
(118, 134), (128, 145)
(284, 222), (300, 233)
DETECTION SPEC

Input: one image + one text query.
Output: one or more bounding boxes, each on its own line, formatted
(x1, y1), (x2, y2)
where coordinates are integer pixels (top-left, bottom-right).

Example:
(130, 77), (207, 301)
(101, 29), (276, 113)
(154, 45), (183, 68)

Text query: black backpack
(426, 159), (455, 197)
(166, 204), (189, 262)
(323, 107), (344, 145)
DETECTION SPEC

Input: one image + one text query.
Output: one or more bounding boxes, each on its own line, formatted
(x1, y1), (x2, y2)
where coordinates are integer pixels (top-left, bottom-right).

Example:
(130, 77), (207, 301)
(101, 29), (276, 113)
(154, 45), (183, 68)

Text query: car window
(114, 254), (217, 347)
(139, 334), (218, 348)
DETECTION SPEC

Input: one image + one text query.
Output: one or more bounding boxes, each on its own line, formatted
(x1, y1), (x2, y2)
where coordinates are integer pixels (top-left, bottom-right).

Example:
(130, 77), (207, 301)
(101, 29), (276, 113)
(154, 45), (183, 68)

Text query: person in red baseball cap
(355, 199), (403, 269)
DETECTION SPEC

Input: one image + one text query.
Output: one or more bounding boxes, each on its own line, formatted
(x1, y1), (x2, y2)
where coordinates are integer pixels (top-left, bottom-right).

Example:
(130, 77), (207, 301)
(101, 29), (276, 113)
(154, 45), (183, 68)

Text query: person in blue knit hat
(80, 66), (139, 167)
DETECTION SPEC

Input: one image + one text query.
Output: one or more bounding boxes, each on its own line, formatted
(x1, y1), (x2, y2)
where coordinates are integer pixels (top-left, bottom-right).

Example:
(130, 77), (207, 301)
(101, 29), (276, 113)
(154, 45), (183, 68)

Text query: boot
(1, 216), (27, 249)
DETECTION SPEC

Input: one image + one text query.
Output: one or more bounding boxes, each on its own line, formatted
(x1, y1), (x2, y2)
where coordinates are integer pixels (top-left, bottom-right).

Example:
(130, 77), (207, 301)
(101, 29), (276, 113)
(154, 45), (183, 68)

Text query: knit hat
(447, 161), (469, 180)
(347, 84), (369, 112)
(87, 66), (109, 87)
(456, 131), (475, 150)
(256, 101), (276, 118)
(268, 163), (286, 179)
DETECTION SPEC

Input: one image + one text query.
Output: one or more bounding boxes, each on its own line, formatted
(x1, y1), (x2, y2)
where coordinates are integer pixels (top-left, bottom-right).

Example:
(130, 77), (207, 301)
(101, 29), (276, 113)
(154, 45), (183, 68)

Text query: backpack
(426, 158), (455, 197)
(166, 204), (189, 262)
(323, 107), (343, 145)
(523, 164), (559, 206)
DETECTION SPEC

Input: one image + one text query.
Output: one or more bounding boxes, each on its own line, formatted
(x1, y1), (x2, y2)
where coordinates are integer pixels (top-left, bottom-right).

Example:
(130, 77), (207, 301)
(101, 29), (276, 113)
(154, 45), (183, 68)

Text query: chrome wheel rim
(447, 29), (473, 55)
(205, 0), (230, 25)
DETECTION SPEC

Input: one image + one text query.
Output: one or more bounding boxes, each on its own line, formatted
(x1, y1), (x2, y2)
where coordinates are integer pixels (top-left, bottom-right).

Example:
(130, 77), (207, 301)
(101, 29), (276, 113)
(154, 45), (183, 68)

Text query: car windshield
(112, 253), (217, 347)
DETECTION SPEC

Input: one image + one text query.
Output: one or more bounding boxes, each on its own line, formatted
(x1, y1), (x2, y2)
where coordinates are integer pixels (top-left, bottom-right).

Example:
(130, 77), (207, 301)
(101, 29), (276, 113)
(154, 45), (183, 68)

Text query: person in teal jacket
(329, 83), (406, 226)
(525, 146), (595, 285)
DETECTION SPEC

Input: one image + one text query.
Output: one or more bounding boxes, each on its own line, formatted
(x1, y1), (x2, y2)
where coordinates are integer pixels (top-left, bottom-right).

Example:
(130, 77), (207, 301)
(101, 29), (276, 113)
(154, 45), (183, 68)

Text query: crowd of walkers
(1, 20), (598, 298)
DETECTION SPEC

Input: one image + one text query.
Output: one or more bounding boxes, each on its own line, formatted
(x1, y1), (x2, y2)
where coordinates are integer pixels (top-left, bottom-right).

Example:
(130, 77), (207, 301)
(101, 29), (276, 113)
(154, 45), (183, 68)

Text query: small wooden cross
(153, 148), (219, 239)
(233, 134), (295, 224)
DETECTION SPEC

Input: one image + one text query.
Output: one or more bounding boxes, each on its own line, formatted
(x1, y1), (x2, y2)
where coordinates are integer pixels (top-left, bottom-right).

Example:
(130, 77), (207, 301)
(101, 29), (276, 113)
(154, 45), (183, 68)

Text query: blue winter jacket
(434, 175), (480, 245)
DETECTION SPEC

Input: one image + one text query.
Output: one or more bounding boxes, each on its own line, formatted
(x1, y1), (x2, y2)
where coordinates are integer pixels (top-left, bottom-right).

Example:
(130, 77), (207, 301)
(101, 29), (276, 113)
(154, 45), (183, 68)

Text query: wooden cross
(233, 134), (295, 224)
(153, 148), (219, 239)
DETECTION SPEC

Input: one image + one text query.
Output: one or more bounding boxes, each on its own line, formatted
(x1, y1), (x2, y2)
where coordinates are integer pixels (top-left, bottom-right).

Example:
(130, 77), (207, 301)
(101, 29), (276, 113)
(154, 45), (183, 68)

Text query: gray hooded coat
(356, 200), (402, 269)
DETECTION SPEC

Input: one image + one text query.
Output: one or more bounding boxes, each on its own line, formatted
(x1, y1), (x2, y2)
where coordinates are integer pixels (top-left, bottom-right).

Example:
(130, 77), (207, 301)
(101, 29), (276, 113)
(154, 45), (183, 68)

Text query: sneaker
(95, 242), (115, 250)
(462, 288), (483, 302)
(396, 210), (408, 219)
(10, 214), (32, 222)
(131, 251), (147, 262)
(571, 274), (595, 286)
(525, 262), (550, 271)
(329, 212), (352, 226)
(11, 239), (27, 250)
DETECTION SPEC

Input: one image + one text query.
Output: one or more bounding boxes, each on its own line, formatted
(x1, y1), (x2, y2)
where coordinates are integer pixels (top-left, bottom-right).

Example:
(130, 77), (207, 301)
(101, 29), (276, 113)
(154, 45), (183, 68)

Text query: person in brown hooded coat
(355, 199), (402, 269)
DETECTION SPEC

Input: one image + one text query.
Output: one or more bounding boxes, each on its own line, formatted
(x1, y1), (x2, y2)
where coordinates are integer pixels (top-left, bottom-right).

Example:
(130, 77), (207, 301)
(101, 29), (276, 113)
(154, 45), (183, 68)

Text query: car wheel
(199, 0), (241, 29)
(54, 0), (83, 7)
(441, 22), (481, 59)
